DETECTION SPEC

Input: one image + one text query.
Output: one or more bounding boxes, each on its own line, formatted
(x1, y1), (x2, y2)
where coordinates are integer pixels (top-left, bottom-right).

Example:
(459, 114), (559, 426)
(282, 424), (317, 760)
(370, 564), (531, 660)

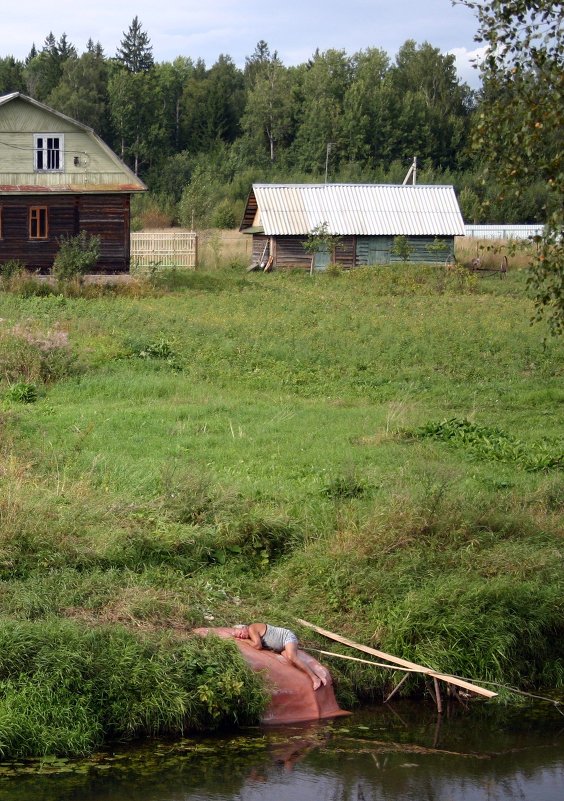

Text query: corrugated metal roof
(252, 184), (465, 236)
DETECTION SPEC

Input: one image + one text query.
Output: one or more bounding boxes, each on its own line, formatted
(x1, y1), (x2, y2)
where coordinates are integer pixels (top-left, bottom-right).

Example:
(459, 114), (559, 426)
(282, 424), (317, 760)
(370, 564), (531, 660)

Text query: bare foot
(312, 676), (322, 690)
(314, 669), (328, 687)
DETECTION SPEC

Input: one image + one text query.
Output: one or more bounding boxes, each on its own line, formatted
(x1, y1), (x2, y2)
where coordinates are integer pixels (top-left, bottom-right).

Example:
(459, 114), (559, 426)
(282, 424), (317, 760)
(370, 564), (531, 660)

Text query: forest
(0, 17), (553, 229)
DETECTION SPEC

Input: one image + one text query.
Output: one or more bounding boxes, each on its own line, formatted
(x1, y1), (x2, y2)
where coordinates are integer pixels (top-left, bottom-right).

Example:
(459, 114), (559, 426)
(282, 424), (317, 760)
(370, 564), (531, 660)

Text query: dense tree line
(0, 18), (553, 227)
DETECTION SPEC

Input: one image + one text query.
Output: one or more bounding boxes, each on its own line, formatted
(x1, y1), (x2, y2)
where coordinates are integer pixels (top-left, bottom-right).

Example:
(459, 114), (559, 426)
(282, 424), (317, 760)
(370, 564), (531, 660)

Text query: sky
(4, 0), (486, 87)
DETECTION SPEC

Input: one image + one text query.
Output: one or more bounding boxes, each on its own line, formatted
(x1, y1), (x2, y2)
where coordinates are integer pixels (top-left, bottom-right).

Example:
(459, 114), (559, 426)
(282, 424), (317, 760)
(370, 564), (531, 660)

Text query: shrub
(391, 235), (414, 262)
(132, 193), (177, 230)
(52, 231), (101, 282)
(0, 259), (26, 279)
(212, 199), (237, 230)
(178, 165), (221, 229)
(325, 262), (343, 277)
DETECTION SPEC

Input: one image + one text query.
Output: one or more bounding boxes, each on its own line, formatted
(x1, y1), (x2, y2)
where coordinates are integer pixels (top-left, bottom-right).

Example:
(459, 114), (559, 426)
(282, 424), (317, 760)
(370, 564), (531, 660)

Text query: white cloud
(448, 46), (487, 88)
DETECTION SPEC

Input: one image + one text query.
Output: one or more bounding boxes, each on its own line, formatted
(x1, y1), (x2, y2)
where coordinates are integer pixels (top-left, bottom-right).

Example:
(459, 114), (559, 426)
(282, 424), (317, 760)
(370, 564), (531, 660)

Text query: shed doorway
(357, 236), (393, 265)
(313, 247), (331, 271)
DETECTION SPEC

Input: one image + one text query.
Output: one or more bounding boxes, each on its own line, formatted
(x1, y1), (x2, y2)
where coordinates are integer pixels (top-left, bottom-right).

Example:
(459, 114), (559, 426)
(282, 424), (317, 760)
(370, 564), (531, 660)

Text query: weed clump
(0, 324), (75, 392)
(406, 418), (563, 472)
(5, 381), (38, 404)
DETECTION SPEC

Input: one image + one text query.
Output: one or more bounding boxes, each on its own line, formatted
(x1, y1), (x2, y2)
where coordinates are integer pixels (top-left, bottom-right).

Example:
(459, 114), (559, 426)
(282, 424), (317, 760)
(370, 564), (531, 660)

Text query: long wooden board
(297, 618), (497, 699)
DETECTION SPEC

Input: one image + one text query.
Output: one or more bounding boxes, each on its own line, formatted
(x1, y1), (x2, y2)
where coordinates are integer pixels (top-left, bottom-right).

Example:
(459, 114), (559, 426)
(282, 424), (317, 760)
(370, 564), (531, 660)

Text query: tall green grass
(0, 620), (267, 758)
(0, 264), (562, 756)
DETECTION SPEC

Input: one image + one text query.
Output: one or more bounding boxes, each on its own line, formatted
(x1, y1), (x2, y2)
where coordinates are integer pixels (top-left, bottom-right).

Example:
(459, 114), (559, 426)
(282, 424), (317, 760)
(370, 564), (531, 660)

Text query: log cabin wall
(0, 193), (130, 272)
(272, 236), (311, 269)
(78, 195), (130, 273)
(0, 195), (76, 271)
(252, 235), (357, 270)
(334, 237), (355, 269)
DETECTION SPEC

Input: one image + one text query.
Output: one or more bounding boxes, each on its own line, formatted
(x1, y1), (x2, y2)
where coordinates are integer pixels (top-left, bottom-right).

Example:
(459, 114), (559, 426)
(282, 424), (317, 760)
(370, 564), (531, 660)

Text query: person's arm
(246, 623), (265, 649)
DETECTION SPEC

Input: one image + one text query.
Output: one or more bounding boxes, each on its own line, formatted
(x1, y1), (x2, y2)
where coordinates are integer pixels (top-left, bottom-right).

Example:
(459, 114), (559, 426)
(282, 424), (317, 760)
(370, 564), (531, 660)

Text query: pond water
(1, 702), (562, 801)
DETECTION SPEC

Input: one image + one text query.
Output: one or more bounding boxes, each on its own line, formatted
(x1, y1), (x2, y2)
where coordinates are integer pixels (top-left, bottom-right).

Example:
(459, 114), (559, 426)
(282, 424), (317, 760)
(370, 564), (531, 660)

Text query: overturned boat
(194, 627), (349, 724)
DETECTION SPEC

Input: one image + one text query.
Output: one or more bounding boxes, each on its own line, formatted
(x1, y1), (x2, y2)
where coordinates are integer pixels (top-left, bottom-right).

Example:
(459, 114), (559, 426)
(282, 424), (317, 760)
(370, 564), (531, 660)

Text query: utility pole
(402, 156), (417, 185)
(325, 143), (335, 183)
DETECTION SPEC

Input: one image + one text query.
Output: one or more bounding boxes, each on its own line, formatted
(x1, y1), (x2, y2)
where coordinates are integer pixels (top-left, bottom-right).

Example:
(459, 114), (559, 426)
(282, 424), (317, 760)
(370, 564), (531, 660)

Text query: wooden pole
(433, 676), (443, 714)
(297, 619), (497, 699)
(384, 672), (410, 704)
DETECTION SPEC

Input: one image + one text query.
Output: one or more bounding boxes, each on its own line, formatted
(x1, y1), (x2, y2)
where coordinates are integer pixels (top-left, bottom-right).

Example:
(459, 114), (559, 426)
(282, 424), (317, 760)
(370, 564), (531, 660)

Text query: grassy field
(0, 259), (562, 756)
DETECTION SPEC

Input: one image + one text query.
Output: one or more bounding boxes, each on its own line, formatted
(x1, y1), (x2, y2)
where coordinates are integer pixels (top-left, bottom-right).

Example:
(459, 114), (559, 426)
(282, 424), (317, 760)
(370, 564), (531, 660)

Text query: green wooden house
(0, 92), (146, 273)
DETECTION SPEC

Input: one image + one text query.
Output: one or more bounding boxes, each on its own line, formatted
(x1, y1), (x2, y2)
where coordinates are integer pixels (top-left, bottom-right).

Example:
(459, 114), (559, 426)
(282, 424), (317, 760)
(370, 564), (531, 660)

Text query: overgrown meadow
(0, 260), (562, 757)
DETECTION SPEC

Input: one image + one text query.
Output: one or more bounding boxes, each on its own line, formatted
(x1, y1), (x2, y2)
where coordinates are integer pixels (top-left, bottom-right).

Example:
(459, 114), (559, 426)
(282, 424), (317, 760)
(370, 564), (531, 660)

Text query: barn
(240, 183), (465, 270)
(0, 92), (146, 273)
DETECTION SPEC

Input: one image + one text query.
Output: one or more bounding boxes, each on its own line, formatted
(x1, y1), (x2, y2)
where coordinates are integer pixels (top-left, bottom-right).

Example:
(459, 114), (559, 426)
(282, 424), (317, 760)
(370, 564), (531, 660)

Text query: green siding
(0, 97), (142, 190)
(356, 235), (454, 265)
(356, 236), (393, 265)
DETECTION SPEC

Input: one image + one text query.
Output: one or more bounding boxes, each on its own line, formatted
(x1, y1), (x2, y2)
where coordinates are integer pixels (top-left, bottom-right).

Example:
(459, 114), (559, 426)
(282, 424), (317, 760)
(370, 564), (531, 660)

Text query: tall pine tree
(116, 17), (154, 73)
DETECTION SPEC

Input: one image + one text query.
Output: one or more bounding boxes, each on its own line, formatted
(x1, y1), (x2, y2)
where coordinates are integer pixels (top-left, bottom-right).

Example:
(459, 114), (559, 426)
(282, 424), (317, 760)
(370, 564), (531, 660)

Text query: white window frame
(34, 134), (64, 172)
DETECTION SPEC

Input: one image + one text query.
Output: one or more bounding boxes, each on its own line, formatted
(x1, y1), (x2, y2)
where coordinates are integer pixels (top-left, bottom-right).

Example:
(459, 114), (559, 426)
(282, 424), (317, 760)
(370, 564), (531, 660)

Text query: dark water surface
(1, 702), (562, 801)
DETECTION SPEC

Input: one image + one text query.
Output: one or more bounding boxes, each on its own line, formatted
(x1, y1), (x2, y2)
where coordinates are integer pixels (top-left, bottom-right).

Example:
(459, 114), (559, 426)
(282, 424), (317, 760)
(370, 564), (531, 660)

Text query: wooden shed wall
(251, 233), (454, 270)
(393, 235), (454, 264)
(0, 193), (131, 272)
(274, 236), (311, 269)
(335, 238), (355, 269)
(251, 234), (270, 265)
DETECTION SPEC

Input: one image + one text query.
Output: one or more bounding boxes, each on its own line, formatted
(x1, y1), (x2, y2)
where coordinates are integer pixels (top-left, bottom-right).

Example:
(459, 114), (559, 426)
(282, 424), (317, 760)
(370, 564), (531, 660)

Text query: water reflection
(0, 702), (562, 801)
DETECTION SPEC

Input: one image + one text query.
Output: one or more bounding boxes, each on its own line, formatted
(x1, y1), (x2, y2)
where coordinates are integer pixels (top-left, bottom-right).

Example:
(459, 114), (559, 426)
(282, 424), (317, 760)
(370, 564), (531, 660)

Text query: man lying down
(233, 622), (328, 690)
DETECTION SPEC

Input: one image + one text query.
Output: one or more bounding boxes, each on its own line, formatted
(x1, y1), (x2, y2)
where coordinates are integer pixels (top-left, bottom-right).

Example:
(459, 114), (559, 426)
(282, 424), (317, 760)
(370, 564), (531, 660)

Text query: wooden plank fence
(130, 232), (197, 269)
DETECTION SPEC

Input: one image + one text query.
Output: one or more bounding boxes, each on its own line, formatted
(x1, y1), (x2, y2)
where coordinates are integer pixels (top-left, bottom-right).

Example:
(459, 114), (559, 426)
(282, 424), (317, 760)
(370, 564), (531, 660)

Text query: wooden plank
(297, 619), (497, 699)
(314, 649), (422, 671)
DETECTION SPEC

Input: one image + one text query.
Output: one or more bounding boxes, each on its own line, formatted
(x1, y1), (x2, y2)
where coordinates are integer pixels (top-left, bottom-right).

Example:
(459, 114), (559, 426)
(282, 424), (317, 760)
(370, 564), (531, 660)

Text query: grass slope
(0, 263), (562, 756)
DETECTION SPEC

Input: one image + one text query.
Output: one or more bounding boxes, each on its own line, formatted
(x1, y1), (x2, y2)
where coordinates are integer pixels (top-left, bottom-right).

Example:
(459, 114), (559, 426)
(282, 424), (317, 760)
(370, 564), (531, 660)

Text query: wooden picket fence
(130, 231), (197, 269)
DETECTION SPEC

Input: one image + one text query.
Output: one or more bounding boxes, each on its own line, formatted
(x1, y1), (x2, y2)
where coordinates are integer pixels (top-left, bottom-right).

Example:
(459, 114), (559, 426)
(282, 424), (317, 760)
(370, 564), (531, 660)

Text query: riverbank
(0, 263), (562, 757)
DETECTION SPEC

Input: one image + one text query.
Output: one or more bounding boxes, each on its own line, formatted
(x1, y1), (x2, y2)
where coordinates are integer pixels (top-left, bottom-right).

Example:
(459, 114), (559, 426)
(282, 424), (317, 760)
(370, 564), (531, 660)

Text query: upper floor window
(34, 134), (64, 172)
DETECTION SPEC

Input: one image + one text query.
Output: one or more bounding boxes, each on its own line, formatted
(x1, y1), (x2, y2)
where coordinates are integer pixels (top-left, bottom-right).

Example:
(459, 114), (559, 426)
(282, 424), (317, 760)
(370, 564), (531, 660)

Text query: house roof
(0, 92), (146, 193)
(242, 183), (465, 236)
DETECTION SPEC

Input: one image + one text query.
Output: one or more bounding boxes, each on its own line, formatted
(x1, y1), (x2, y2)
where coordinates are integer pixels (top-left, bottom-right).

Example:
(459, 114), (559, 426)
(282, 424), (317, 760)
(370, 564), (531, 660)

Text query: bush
(178, 165), (221, 229)
(52, 231), (101, 281)
(212, 200), (237, 230)
(0, 259), (26, 279)
(391, 235), (414, 262)
(132, 193), (177, 230)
